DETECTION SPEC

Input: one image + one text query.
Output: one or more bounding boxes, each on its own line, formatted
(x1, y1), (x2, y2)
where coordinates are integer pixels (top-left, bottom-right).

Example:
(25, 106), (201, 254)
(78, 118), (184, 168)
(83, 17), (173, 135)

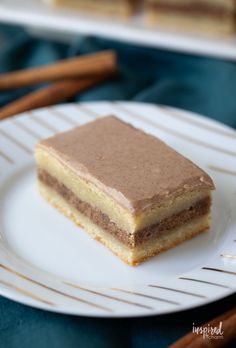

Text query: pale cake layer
(146, 0), (236, 36)
(146, 12), (235, 36)
(146, 0), (236, 17)
(38, 168), (211, 247)
(47, 0), (136, 17)
(39, 182), (210, 266)
(36, 147), (210, 234)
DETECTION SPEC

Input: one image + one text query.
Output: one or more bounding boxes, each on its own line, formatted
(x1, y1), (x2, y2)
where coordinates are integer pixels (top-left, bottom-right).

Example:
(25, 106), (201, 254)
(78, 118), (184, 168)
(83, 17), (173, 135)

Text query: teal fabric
(0, 24), (236, 128)
(0, 24), (235, 348)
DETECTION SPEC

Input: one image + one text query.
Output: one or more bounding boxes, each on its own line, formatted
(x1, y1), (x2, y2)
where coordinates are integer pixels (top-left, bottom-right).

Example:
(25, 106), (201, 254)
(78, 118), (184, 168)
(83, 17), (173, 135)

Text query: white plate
(0, 101), (236, 318)
(1, 0), (236, 60)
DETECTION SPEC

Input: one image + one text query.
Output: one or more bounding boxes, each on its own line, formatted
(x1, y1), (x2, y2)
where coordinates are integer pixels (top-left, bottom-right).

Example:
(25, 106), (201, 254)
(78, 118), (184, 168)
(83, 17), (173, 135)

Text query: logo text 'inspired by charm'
(192, 321), (224, 340)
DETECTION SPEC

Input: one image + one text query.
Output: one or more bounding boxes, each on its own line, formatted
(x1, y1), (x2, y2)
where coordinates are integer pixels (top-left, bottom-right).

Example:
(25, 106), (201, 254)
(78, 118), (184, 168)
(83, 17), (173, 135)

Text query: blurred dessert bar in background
(144, 0), (236, 36)
(44, 0), (138, 18)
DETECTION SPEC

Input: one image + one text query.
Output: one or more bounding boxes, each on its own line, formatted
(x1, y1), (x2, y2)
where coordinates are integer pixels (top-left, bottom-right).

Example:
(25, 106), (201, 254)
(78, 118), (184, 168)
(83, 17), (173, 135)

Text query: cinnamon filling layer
(149, 2), (234, 19)
(38, 169), (211, 248)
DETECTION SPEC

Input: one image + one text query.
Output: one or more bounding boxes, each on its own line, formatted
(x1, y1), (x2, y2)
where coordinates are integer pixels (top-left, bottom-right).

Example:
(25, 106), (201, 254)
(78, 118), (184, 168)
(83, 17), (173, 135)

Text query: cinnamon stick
(0, 50), (117, 91)
(169, 307), (236, 348)
(0, 75), (111, 121)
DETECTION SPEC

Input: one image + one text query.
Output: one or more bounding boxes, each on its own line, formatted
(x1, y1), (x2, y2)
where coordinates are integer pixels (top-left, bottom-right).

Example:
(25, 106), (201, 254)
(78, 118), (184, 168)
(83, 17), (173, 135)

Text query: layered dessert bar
(35, 116), (215, 266)
(145, 0), (236, 36)
(43, 0), (138, 18)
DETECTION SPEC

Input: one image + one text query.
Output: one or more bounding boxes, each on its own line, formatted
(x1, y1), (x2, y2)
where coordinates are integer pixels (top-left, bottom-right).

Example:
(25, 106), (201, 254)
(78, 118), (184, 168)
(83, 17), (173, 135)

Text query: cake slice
(43, 0), (138, 18)
(35, 116), (215, 266)
(145, 0), (236, 37)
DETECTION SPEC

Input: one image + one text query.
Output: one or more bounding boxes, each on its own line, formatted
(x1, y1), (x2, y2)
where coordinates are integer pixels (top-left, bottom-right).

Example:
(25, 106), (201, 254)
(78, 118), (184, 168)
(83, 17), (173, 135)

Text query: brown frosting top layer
(38, 116), (215, 213)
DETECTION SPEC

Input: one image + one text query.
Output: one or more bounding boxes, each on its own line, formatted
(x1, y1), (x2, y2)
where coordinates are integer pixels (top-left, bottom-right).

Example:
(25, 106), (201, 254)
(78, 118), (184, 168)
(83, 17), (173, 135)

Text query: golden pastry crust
(44, 0), (137, 18)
